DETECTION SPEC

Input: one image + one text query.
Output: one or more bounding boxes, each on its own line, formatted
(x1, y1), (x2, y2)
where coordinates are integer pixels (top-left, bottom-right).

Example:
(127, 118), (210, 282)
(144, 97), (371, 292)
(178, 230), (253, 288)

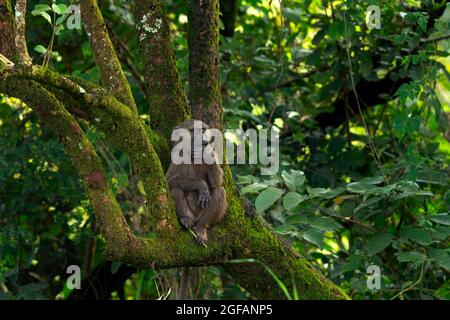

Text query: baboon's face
(174, 120), (211, 160)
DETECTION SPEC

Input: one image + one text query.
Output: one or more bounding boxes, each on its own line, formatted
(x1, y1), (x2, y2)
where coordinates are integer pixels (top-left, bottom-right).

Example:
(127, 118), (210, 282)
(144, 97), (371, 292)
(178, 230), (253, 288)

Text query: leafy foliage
(0, 0), (449, 300)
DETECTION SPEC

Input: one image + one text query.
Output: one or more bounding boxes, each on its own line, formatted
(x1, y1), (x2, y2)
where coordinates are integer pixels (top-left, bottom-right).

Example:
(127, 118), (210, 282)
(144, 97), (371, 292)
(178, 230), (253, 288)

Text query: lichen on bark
(132, 0), (190, 140)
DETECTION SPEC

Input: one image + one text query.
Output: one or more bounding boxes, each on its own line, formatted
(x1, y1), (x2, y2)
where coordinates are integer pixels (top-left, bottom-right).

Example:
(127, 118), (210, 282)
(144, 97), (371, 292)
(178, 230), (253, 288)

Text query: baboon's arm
(168, 175), (209, 192)
(206, 164), (223, 189)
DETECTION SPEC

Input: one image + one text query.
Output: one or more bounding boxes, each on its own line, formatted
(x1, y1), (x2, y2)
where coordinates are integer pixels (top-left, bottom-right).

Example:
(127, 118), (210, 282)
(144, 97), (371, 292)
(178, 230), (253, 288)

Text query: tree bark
(80, 0), (138, 114)
(187, 0), (223, 129)
(0, 0), (17, 62)
(132, 0), (190, 140)
(0, 0), (350, 298)
(14, 0), (31, 65)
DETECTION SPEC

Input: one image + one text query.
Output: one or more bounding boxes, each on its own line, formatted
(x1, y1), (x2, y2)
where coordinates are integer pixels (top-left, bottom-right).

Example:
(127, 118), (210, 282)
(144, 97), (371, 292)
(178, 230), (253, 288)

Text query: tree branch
(132, 0), (190, 140)
(187, 0), (223, 129)
(14, 0), (31, 65)
(0, 0), (17, 62)
(79, 0), (138, 114)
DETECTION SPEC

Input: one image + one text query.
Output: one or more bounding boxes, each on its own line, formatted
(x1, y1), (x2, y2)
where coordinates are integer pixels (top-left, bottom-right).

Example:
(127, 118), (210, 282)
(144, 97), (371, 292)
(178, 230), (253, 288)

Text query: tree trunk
(0, 0), (350, 299)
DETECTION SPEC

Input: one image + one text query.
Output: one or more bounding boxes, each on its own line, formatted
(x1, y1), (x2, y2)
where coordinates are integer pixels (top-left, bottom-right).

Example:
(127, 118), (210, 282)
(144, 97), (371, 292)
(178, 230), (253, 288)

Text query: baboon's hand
(180, 216), (195, 229)
(198, 187), (210, 208)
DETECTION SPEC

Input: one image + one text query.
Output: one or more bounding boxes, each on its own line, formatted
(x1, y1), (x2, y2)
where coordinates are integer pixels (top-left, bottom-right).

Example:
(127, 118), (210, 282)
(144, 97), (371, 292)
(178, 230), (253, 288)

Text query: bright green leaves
(52, 3), (68, 15)
(34, 45), (47, 54)
(31, 4), (52, 25)
(255, 187), (284, 214)
(282, 192), (307, 211)
(281, 169), (305, 192)
(31, 1), (70, 66)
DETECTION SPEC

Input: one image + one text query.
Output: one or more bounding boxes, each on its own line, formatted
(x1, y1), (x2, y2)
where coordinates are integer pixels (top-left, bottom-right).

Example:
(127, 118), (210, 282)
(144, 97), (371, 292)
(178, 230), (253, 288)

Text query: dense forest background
(0, 0), (449, 300)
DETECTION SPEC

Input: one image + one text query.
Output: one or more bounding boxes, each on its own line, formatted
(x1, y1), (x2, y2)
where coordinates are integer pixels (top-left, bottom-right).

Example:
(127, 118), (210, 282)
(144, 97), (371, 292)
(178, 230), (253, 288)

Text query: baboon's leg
(171, 188), (195, 228)
(193, 187), (227, 244)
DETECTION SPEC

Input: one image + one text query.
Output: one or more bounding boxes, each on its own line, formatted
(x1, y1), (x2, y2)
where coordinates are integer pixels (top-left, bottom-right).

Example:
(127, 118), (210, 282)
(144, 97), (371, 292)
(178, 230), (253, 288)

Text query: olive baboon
(166, 119), (227, 244)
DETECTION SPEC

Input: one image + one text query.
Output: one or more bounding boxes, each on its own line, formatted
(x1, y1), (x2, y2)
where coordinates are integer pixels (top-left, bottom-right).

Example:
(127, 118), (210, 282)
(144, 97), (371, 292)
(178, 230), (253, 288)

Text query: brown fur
(166, 120), (227, 244)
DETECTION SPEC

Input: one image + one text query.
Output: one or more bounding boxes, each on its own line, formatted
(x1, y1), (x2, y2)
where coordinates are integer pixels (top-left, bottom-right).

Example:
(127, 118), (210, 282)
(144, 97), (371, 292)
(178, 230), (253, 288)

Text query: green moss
(187, 0), (223, 128)
(79, 0), (137, 114)
(132, 0), (190, 140)
(0, 69), (349, 300)
(0, 0), (18, 63)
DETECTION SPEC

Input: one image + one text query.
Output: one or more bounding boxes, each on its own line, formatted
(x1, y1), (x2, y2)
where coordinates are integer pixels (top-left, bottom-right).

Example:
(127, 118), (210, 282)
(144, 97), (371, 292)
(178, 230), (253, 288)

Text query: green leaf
(255, 187), (284, 214)
(40, 12), (53, 25)
(302, 228), (324, 248)
(417, 14), (428, 32)
(430, 213), (450, 226)
(432, 225), (450, 241)
(52, 3), (61, 14)
(430, 249), (450, 271)
(34, 45), (47, 54)
(309, 217), (340, 232)
(354, 196), (383, 212)
(367, 233), (393, 256)
(274, 224), (299, 236)
(400, 227), (433, 246)
(56, 15), (67, 26)
(397, 251), (425, 263)
(307, 187), (327, 198)
(281, 170), (305, 191)
(286, 214), (308, 225)
(52, 3), (68, 15)
(359, 176), (385, 185)
(241, 183), (268, 195)
(346, 181), (378, 194)
(31, 4), (51, 15)
(282, 192), (307, 210)
(321, 187), (345, 199)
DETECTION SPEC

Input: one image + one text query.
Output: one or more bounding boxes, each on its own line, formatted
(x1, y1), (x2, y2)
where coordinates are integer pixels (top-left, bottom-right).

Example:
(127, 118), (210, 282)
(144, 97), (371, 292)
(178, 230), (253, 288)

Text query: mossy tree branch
(2, 63), (172, 225)
(0, 56), (348, 298)
(14, 0), (32, 65)
(0, 0), (17, 62)
(0, 0), (350, 297)
(131, 0), (190, 140)
(183, 0), (349, 299)
(79, 0), (138, 114)
(187, 0), (223, 129)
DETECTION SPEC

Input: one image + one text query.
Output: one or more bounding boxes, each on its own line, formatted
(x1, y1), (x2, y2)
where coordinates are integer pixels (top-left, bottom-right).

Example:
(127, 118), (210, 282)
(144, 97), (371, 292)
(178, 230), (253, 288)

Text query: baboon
(166, 119), (227, 244)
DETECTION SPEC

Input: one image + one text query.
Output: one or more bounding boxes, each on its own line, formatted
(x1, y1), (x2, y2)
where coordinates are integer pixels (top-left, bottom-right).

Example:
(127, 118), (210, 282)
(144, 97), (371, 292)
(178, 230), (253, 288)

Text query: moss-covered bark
(0, 0), (17, 62)
(132, 0), (190, 140)
(183, 1), (348, 299)
(4, 64), (173, 225)
(14, 0), (31, 65)
(1, 53), (348, 299)
(79, 0), (137, 114)
(187, 0), (223, 129)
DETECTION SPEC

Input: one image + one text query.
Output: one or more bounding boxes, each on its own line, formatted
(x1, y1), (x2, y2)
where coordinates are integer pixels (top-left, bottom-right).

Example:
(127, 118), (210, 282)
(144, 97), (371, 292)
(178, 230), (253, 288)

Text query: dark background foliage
(0, 0), (449, 299)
